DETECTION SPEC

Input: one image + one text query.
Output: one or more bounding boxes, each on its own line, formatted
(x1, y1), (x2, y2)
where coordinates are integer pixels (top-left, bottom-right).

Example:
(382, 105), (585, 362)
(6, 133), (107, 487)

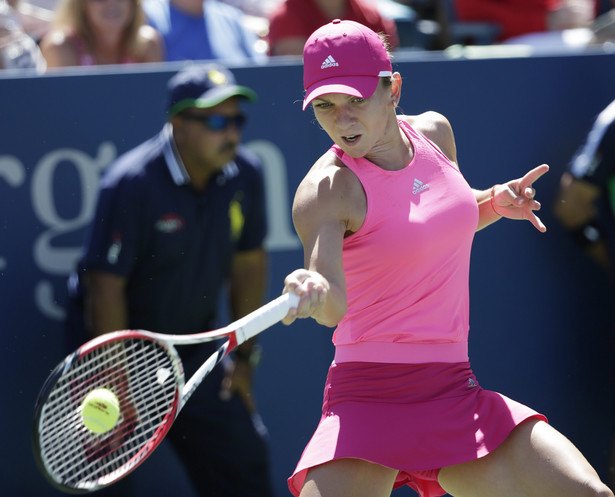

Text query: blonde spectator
(40, 0), (164, 68)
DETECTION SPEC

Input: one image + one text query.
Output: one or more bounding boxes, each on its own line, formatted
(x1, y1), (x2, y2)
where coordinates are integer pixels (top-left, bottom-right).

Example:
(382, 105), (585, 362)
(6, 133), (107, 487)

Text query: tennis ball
(81, 388), (120, 434)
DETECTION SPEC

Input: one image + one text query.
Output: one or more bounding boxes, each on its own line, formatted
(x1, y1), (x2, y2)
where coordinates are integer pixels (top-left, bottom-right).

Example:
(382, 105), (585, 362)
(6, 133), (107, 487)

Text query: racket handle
(233, 292), (300, 345)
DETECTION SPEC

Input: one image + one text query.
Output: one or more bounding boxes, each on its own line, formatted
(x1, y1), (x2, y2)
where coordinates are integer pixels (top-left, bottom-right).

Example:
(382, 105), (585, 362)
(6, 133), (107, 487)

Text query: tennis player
(281, 19), (614, 497)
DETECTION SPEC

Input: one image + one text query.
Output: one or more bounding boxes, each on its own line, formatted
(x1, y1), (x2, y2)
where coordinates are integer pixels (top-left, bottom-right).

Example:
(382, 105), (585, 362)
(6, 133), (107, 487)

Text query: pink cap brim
(302, 75), (380, 111)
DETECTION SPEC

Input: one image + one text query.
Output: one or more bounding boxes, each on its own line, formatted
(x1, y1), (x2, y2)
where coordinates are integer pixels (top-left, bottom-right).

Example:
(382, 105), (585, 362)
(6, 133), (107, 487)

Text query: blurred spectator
(39, 0), (164, 68)
(267, 0), (399, 56)
(395, 0), (454, 49)
(498, 0), (615, 51)
(375, 0), (435, 49)
(554, 98), (615, 271)
(143, 0), (266, 62)
(553, 97), (615, 490)
(548, 0), (596, 30)
(7, 0), (53, 41)
(0, 0), (46, 70)
(218, 0), (281, 17)
(454, 0), (597, 43)
(591, 0), (615, 43)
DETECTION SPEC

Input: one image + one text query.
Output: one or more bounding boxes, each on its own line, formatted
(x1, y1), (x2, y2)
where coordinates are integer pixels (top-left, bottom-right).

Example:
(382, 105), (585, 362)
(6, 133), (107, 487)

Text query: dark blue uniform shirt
(569, 99), (615, 263)
(73, 123), (267, 335)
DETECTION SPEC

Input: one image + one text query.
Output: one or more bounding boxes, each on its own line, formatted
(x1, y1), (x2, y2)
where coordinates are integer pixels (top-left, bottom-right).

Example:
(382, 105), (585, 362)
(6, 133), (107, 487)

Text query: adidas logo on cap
(321, 55), (339, 69)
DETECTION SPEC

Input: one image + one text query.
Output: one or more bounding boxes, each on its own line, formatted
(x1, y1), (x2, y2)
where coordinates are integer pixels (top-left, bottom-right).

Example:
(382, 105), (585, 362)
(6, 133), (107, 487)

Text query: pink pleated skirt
(288, 361), (546, 497)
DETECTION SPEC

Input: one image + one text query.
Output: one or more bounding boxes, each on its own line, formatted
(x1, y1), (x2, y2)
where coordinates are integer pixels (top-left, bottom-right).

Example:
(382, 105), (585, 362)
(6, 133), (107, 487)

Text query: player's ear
(391, 72), (402, 107)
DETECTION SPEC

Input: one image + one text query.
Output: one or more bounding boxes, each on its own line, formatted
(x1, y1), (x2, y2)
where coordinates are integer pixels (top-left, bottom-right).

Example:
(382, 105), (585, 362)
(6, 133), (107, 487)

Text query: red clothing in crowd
(455, 0), (562, 41)
(267, 0), (399, 54)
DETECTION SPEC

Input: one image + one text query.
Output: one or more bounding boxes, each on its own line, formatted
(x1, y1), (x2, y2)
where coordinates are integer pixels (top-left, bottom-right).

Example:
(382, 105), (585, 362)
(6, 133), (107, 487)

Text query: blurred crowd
(2, 0), (615, 71)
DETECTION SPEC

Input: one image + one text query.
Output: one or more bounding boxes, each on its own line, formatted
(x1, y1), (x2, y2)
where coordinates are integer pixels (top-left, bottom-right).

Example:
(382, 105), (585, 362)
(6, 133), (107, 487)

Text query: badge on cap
(208, 69), (227, 87)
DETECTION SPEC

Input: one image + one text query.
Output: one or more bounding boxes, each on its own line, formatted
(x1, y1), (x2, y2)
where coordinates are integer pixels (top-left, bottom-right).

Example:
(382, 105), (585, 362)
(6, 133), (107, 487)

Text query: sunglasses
(179, 112), (247, 131)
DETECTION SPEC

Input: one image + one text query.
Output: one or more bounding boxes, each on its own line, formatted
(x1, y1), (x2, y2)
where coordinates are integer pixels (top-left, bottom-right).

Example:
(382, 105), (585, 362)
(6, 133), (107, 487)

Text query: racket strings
(37, 337), (180, 490)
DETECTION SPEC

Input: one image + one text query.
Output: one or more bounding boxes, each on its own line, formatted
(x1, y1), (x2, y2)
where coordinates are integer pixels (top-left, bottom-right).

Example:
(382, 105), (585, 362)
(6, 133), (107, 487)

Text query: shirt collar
(162, 122), (191, 186)
(162, 122), (241, 186)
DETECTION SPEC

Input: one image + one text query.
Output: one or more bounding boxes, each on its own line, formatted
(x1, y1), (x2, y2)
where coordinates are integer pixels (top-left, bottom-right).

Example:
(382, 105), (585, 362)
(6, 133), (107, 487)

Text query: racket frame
(32, 292), (298, 493)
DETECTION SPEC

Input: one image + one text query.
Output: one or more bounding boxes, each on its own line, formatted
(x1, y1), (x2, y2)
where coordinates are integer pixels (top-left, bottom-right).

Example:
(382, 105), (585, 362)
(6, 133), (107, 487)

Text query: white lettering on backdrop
(0, 140), (299, 321)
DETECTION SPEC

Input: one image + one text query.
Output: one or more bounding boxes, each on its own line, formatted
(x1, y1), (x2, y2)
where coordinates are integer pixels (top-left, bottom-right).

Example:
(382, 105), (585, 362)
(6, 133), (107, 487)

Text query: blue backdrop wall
(2, 50), (615, 496)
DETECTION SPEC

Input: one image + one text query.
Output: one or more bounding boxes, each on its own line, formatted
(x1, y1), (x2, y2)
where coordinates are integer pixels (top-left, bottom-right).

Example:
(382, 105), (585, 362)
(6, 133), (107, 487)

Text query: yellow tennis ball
(81, 388), (120, 434)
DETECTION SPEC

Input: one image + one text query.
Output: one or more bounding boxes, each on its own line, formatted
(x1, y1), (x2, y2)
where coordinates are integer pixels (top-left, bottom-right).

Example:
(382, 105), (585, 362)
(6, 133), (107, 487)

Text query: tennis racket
(32, 292), (299, 494)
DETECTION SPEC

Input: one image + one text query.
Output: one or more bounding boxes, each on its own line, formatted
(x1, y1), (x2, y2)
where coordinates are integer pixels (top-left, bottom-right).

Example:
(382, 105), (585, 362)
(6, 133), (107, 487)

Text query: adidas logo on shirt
(321, 55), (339, 69)
(412, 178), (429, 194)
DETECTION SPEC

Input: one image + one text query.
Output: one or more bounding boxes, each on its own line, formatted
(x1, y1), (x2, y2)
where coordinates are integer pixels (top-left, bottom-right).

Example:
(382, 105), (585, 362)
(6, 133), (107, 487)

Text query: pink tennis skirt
(288, 361), (546, 497)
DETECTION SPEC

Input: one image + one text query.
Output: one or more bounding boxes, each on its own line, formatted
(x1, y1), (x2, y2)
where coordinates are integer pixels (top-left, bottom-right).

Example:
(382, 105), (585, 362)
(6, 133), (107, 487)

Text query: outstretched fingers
(520, 164), (549, 232)
(519, 164), (549, 196)
(526, 204), (546, 232)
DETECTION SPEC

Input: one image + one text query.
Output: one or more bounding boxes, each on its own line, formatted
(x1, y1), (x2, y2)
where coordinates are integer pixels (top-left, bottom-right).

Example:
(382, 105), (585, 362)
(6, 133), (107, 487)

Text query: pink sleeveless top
(332, 119), (479, 364)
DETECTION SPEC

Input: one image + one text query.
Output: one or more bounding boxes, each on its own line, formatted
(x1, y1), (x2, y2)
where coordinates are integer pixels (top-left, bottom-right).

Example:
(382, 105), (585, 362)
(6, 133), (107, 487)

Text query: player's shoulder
(400, 111), (457, 165)
(302, 149), (357, 189)
(295, 150), (362, 212)
(401, 111), (452, 135)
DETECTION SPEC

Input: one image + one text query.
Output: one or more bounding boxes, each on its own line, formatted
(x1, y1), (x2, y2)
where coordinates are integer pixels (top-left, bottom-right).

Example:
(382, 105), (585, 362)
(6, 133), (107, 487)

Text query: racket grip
(234, 292), (300, 344)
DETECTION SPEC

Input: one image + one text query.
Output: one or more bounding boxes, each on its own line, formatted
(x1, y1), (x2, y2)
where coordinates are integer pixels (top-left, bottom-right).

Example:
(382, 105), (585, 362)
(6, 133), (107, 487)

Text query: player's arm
(554, 172), (611, 270)
(83, 271), (129, 336)
(283, 156), (352, 327)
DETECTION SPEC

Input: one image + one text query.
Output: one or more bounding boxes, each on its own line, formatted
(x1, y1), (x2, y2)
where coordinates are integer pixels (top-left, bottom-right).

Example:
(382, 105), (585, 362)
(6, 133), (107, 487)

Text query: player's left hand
(492, 164), (549, 232)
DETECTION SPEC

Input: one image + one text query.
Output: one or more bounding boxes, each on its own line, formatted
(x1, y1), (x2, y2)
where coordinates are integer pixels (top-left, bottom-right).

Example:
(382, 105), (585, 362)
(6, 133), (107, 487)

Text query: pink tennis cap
(302, 19), (393, 110)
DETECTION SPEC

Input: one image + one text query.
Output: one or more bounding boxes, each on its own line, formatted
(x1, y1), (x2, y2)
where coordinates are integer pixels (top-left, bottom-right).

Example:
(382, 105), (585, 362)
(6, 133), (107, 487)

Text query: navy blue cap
(167, 64), (257, 116)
